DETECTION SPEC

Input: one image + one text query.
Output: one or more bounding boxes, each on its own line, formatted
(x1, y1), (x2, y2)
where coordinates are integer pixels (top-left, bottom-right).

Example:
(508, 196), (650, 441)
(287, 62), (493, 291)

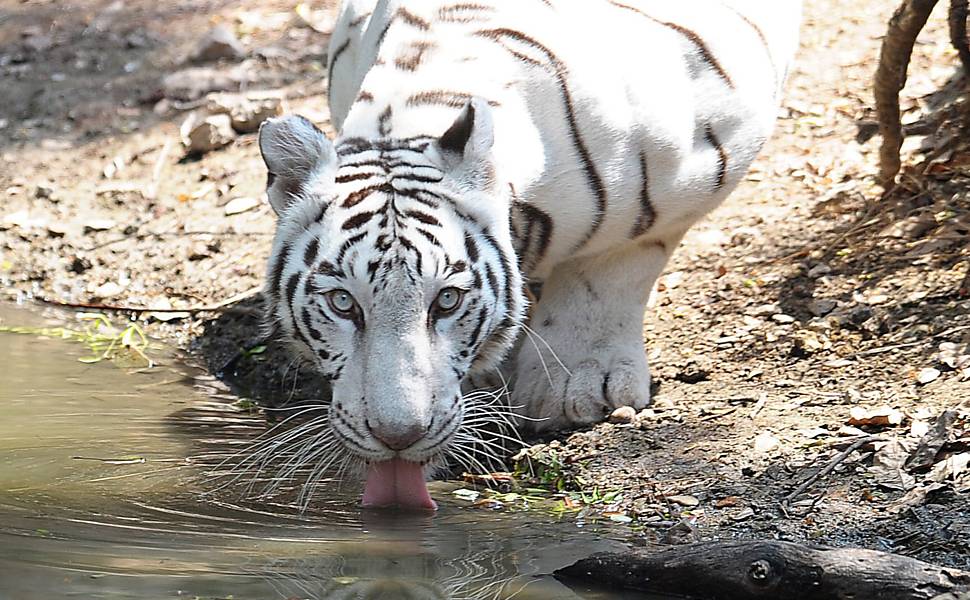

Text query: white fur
(263, 0), (802, 468)
(319, 0), (801, 433)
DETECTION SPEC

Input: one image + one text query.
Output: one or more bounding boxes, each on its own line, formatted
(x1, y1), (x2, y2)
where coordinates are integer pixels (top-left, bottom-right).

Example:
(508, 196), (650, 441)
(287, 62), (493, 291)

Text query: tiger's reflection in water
(249, 522), (626, 600)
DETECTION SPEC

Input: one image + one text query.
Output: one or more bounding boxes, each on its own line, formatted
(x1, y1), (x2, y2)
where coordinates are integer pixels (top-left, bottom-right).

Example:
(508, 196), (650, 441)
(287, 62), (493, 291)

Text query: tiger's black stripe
(406, 90), (500, 108)
(268, 242), (292, 302)
(303, 238), (319, 267)
(327, 38), (351, 99)
(336, 231), (368, 264)
(378, 106), (393, 136)
(704, 125), (728, 189)
(630, 150), (656, 237)
(342, 210), (380, 231)
(607, 1), (735, 88)
(475, 27), (607, 250)
(437, 3), (494, 23)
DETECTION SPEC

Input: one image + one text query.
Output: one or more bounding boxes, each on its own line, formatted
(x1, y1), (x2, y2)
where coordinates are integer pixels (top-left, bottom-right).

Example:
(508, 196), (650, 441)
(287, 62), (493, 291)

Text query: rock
(68, 256), (92, 273)
(181, 113), (235, 155)
(808, 298), (837, 317)
(92, 281), (125, 298)
(34, 184), (55, 200)
(206, 92), (282, 133)
(849, 304), (874, 324)
(190, 25), (245, 63)
(675, 357), (712, 384)
(162, 67), (247, 101)
(224, 196), (260, 216)
(807, 263), (832, 278)
(754, 432), (779, 454)
(771, 313), (796, 324)
(916, 367), (941, 385)
(82, 218), (116, 233)
(666, 495), (700, 507)
(608, 405), (637, 424)
(23, 33), (53, 54)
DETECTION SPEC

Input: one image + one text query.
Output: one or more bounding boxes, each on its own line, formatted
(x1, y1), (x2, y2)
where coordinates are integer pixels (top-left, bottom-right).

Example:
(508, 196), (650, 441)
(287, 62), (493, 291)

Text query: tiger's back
(328, 0), (801, 277)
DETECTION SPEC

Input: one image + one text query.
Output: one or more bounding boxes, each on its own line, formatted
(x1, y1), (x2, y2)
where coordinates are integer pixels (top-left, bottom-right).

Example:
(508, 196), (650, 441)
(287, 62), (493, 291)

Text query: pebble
(916, 367), (941, 385)
(808, 298), (837, 317)
(771, 313), (795, 324)
(224, 196), (260, 216)
(92, 281), (124, 298)
(206, 93), (282, 133)
(608, 405), (637, 424)
(181, 113), (235, 154)
(190, 25), (245, 63)
(807, 263), (832, 278)
(34, 184), (55, 200)
(666, 495), (700, 507)
(83, 219), (116, 233)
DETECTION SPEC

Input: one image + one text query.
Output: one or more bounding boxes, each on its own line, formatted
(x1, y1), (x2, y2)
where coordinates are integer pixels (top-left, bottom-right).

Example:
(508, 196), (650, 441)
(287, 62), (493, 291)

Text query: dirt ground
(2, 0), (969, 571)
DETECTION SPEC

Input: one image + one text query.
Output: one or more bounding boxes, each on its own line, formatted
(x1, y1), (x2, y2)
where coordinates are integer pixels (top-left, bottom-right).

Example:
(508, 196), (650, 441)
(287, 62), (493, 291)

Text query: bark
(555, 540), (970, 600)
(950, 0), (970, 76)
(875, 0), (941, 184)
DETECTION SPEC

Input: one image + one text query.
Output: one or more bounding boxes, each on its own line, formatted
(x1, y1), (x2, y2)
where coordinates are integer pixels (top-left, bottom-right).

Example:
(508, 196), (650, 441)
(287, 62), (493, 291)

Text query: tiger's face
(258, 100), (525, 482)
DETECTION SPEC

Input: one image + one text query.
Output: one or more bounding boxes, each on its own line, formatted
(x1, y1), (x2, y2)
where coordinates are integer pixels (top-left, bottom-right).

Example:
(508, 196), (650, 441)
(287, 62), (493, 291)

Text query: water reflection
(0, 306), (641, 599)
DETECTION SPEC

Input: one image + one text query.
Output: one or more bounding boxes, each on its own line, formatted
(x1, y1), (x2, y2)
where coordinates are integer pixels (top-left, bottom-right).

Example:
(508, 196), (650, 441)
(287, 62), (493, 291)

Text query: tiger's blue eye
(434, 287), (464, 313)
(326, 289), (357, 315)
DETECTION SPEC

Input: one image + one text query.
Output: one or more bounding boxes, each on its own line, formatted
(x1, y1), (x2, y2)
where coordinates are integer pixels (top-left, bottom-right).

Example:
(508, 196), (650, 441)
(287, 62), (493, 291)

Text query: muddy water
(0, 306), (661, 600)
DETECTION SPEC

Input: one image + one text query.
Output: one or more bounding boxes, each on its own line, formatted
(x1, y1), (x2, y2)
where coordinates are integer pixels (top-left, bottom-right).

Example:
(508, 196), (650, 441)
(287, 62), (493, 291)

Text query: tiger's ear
(437, 98), (495, 182)
(258, 115), (337, 215)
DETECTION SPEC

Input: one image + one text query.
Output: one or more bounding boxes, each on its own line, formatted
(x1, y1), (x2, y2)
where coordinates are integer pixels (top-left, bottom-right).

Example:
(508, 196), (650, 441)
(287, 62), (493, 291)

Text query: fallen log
(555, 540), (970, 600)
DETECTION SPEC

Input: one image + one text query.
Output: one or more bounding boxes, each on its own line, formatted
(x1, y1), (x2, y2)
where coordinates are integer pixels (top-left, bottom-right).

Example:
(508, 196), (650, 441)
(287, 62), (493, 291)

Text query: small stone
(46, 223), (67, 238)
(92, 281), (125, 298)
(807, 263), (831, 278)
(916, 367), (941, 385)
(83, 219), (116, 233)
(808, 298), (837, 317)
(608, 405), (637, 424)
(867, 294), (890, 305)
(224, 196), (260, 216)
(667, 495), (700, 507)
(771, 313), (795, 324)
(68, 256), (92, 274)
(34, 184), (55, 200)
(181, 113), (235, 154)
(754, 431), (779, 454)
(206, 93), (282, 133)
(190, 25), (245, 63)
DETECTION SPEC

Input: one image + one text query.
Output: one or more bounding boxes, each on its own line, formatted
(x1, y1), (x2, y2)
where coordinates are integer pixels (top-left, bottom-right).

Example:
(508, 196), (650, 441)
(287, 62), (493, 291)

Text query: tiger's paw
(512, 342), (651, 433)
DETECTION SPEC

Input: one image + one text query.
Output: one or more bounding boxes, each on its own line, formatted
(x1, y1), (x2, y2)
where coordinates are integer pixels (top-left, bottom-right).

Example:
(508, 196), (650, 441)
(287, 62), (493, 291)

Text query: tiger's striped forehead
(267, 136), (480, 307)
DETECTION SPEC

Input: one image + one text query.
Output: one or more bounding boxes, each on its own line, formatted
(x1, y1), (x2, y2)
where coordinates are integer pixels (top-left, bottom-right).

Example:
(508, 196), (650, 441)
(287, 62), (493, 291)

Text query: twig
(874, 0), (942, 184)
(782, 436), (878, 510)
(37, 285), (263, 314)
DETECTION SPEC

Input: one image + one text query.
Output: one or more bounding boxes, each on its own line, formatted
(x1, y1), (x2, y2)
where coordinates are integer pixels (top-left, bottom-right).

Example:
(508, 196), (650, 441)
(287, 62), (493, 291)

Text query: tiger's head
(257, 99), (525, 508)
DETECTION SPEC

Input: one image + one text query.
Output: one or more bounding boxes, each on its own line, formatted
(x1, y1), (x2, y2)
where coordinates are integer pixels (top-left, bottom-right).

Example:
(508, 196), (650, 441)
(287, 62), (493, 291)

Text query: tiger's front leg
(512, 234), (681, 432)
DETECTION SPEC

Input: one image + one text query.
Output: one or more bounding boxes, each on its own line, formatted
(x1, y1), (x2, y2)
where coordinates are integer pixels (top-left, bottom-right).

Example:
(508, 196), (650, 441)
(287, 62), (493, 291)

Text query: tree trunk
(875, 0), (941, 184)
(555, 540), (970, 600)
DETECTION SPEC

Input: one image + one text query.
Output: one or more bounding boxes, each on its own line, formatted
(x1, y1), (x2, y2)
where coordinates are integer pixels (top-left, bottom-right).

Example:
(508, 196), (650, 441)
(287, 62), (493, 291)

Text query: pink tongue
(361, 458), (437, 510)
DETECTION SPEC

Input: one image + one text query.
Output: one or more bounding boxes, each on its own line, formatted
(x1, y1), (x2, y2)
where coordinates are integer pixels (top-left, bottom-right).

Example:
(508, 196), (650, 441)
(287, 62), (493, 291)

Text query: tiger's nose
(368, 421), (427, 451)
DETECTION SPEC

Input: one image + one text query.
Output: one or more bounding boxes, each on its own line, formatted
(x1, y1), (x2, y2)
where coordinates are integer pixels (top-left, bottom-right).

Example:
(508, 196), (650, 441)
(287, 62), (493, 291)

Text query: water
(0, 306), (655, 600)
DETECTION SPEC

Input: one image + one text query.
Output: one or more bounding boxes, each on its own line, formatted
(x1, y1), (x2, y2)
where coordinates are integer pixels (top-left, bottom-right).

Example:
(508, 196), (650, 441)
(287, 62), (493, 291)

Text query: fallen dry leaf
(847, 406), (904, 428)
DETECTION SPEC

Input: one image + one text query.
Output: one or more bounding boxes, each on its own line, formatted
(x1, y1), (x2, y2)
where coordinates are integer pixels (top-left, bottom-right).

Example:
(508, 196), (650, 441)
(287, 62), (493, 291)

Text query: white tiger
(257, 0), (801, 509)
